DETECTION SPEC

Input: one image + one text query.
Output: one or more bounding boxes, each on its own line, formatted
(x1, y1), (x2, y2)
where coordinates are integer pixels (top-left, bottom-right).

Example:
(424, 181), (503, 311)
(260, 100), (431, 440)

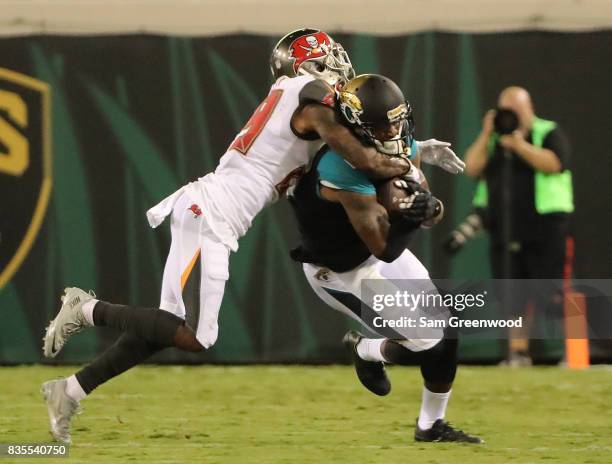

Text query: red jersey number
(230, 89), (284, 155)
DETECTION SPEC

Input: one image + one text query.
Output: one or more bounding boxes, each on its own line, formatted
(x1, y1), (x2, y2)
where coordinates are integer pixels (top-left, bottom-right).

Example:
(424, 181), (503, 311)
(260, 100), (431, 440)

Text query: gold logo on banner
(0, 68), (52, 289)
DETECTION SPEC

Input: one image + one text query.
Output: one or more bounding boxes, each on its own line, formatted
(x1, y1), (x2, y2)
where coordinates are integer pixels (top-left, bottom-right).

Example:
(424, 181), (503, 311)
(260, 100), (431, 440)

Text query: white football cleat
(41, 379), (81, 444)
(43, 287), (95, 358)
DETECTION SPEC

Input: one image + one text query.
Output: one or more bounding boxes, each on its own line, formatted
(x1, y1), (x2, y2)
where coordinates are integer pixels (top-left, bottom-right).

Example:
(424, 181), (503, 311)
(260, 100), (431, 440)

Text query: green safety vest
(472, 117), (574, 214)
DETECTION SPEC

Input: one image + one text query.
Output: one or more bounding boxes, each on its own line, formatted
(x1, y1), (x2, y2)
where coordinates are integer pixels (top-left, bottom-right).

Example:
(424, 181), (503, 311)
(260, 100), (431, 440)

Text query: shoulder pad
(299, 79), (335, 108)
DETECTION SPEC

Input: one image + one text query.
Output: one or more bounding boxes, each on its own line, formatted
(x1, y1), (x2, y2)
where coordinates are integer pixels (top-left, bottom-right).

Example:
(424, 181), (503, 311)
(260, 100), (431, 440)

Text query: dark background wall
(1, 31), (610, 364)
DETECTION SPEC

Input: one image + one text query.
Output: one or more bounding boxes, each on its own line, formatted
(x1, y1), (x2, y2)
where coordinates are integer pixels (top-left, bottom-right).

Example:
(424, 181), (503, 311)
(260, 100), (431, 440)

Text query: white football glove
(417, 139), (465, 174)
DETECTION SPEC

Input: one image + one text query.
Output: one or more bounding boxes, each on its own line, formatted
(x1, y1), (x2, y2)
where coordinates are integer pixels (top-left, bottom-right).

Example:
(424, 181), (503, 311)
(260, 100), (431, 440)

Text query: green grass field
(1, 365), (611, 463)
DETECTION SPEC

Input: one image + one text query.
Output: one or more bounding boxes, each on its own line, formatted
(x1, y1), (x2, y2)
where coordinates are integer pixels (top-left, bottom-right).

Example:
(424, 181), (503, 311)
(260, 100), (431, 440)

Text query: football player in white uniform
(39, 28), (418, 444)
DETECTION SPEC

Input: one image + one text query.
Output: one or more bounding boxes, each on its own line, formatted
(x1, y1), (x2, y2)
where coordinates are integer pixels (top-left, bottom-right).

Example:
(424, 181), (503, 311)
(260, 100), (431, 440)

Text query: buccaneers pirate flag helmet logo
(288, 32), (332, 74)
(0, 68), (52, 289)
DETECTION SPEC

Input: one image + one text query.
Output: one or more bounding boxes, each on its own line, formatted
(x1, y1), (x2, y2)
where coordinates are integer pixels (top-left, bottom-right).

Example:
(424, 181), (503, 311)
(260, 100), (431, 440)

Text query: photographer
(464, 86), (574, 366)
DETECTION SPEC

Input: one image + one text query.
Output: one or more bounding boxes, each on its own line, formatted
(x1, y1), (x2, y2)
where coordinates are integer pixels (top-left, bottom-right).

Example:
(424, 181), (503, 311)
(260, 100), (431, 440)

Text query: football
(376, 177), (417, 217)
(376, 167), (429, 217)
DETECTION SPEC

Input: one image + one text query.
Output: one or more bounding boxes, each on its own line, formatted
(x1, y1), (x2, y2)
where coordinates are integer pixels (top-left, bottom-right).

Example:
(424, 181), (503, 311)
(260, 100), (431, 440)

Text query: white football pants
(159, 192), (230, 348)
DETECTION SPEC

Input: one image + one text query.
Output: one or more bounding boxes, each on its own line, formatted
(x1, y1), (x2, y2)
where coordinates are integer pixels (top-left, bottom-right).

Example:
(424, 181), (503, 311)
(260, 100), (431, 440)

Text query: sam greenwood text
(373, 316), (523, 329)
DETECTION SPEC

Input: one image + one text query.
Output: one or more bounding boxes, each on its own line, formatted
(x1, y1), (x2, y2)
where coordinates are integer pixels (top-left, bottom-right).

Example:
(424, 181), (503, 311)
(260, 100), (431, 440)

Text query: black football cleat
(415, 418), (483, 444)
(343, 331), (391, 396)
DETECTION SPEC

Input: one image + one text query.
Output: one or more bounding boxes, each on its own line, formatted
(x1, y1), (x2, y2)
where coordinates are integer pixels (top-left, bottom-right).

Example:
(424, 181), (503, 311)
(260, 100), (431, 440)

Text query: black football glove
(393, 179), (440, 225)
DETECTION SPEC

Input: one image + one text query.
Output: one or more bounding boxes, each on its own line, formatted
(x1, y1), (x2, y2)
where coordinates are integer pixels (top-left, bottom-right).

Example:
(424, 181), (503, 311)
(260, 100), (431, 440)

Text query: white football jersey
(148, 75), (329, 251)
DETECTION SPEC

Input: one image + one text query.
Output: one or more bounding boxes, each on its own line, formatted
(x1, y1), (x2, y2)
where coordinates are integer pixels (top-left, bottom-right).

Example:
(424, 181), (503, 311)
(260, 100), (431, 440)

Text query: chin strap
(374, 138), (405, 156)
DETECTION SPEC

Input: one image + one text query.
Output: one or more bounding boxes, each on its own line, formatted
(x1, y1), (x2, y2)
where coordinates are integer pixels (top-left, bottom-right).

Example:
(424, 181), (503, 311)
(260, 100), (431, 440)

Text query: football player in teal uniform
(290, 74), (482, 443)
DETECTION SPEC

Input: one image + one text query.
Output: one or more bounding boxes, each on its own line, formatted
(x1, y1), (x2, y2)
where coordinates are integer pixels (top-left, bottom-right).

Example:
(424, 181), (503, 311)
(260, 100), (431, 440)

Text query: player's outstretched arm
(319, 186), (419, 262)
(294, 104), (410, 180)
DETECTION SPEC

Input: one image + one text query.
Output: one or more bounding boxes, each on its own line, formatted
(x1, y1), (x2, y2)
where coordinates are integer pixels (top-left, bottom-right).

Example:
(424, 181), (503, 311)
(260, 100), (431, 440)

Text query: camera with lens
(443, 209), (486, 255)
(493, 108), (519, 135)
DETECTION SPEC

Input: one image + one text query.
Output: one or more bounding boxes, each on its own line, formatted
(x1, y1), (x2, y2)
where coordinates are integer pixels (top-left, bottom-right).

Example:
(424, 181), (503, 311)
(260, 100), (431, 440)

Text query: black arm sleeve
(379, 217), (420, 263)
(543, 126), (571, 171)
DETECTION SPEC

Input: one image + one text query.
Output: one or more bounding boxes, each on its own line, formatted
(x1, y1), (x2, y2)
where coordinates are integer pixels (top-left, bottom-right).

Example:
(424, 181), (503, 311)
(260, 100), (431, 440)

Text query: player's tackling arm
(320, 186), (417, 262)
(294, 104), (410, 180)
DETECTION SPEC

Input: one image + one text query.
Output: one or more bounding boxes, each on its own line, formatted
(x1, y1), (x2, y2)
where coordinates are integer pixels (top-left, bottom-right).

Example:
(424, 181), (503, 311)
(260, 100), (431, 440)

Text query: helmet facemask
(340, 96), (415, 157)
(362, 107), (415, 156)
(297, 42), (355, 87)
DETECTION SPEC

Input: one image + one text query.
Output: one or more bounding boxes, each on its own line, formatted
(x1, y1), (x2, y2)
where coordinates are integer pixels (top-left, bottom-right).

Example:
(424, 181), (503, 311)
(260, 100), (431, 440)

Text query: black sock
(93, 301), (183, 346)
(75, 333), (166, 394)
(420, 338), (458, 385)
